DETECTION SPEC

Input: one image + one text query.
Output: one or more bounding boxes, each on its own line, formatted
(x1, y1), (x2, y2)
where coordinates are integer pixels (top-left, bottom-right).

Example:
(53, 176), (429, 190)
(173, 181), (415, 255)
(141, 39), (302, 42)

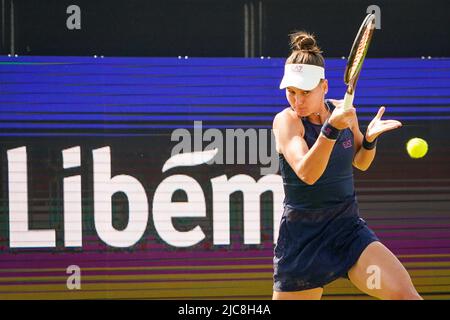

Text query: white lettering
(210, 174), (283, 245)
(8, 147), (56, 248)
(63, 146), (82, 247)
(93, 147), (148, 247)
(153, 175), (206, 247)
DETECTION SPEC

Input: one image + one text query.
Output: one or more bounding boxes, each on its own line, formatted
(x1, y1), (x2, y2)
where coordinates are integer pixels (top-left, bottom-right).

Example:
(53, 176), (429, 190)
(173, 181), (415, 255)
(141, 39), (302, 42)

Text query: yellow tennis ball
(406, 138), (428, 158)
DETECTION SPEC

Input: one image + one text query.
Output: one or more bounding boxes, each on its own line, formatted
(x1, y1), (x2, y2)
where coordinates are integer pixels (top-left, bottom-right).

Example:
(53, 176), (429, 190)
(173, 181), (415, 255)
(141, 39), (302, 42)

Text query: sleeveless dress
(273, 100), (379, 292)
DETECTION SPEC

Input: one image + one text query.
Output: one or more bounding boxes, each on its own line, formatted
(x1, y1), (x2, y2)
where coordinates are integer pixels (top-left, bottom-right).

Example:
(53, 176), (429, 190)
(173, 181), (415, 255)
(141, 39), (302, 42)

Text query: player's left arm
(350, 110), (375, 171)
(351, 106), (402, 171)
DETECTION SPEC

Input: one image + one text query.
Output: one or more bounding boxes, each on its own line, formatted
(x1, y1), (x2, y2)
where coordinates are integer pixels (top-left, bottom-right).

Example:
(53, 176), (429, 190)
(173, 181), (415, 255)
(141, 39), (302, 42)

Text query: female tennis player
(272, 31), (422, 300)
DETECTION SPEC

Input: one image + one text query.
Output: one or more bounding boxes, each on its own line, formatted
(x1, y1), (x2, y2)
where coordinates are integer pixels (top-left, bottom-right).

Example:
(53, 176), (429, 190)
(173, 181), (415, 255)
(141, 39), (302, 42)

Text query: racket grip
(343, 92), (354, 110)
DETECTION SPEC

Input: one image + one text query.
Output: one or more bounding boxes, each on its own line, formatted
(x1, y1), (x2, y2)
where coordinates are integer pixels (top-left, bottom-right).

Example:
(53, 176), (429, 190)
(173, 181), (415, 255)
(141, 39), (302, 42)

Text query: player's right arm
(273, 109), (337, 185)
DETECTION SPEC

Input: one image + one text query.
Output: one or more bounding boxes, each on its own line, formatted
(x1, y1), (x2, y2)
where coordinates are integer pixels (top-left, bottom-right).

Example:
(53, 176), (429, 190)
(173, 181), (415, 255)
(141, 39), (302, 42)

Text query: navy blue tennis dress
(273, 100), (379, 292)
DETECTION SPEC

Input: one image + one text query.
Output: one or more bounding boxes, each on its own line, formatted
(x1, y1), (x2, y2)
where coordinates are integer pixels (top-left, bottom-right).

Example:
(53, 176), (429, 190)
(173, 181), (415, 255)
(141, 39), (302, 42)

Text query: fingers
(366, 118), (403, 139)
(375, 106), (385, 120)
(342, 106), (355, 113)
(345, 108), (356, 127)
(379, 119), (402, 128)
(374, 122), (403, 135)
(329, 99), (347, 109)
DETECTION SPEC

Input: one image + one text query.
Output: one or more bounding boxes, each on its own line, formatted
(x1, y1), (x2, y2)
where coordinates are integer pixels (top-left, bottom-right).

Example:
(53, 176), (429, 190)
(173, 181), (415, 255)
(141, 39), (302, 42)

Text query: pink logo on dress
(342, 139), (353, 149)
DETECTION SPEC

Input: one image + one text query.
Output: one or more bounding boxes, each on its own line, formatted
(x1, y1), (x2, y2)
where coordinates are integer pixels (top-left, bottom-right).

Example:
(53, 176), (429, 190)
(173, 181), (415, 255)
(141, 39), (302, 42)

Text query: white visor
(279, 64), (325, 91)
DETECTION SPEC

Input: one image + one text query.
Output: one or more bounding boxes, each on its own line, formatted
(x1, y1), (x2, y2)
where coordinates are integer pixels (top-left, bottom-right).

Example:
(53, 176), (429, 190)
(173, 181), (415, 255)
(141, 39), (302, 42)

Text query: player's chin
(295, 111), (308, 118)
(293, 107), (309, 117)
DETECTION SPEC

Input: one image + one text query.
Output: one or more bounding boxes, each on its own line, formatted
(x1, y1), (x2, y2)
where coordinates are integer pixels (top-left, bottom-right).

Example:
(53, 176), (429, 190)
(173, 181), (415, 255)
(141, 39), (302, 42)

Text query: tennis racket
(343, 13), (376, 110)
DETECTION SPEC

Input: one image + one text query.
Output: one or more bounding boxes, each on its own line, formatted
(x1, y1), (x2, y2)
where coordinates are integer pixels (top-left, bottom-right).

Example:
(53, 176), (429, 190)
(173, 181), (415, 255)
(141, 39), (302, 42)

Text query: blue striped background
(1, 56), (450, 135)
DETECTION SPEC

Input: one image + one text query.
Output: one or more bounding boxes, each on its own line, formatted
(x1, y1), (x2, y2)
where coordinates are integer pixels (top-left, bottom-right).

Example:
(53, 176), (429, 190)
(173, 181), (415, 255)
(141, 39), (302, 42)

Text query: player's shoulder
(273, 107), (301, 128)
(273, 107), (304, 137)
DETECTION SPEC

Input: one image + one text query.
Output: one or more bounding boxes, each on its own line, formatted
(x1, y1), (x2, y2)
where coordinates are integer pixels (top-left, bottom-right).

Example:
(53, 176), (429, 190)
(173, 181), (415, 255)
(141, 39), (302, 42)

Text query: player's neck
(306, 102), (330, 125)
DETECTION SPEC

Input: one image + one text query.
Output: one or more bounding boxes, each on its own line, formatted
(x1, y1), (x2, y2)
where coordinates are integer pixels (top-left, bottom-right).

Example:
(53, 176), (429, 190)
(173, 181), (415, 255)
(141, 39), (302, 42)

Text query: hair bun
(290, 31), (322, 54)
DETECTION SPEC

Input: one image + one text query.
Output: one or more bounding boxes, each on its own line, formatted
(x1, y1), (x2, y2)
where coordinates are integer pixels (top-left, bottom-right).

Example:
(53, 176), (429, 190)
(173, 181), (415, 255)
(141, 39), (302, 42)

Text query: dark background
(1, 0), (449, 58)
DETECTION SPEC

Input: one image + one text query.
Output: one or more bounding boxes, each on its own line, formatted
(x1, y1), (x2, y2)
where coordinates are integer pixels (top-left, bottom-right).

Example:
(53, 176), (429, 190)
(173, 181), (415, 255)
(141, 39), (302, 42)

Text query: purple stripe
(380, 239), (450, 248)
(0, 267), (272, 279)
(377, 231), (450, 238)
(0, 249), (274, 270)
(372, 223), (450, 230)
(390, 247), (450, 255)
(399, 256), (450, 263)
(0, 259), (272, 271)
(0, 276), (272, 286)
(0, 246), (274, 260)
(77, 242), (275, 252)
(0, 256), (272, 270)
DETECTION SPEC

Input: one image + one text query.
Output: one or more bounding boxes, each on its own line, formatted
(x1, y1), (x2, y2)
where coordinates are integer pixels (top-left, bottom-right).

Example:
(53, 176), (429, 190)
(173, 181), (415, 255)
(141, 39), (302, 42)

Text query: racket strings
(348, 26), (372, 78)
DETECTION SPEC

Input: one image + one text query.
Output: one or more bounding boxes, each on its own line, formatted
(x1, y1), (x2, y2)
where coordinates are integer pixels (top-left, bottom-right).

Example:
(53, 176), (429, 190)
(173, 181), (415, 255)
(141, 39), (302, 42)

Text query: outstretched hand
(365, 106), (402, 142)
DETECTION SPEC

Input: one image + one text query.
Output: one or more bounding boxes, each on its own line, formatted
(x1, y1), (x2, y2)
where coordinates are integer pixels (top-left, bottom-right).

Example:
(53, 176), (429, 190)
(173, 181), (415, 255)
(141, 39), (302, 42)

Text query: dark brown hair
(286, 31), (324, 67)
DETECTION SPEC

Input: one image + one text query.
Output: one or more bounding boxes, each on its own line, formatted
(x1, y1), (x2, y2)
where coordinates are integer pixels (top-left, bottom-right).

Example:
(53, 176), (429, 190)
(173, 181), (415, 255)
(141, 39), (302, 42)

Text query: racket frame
(343, 14), (376, 110)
